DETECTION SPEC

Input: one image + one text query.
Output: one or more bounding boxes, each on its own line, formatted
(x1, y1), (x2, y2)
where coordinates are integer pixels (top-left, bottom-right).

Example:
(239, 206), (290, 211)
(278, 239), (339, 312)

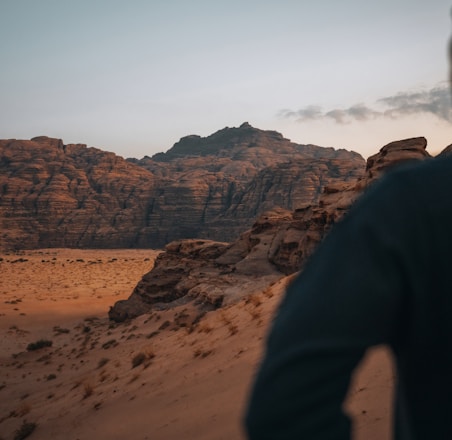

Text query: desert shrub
(53, 326), (70, 335)
(228, 324), (238, 336)
(14, 421), (36, 440)
(46, 374), (57, 381)
(193, 348), (214, 358)
(26, 339), (52, 351)
(83, 382), (94, 399)
(131, 350), (155, 369)
(246, 293), (262, 307)
(158, 320), (170, 330)
(97, 357), (110, 369)
(101, 339), (117, 349)
(197, 321), (213, 334)
(131, 352), (147, 368)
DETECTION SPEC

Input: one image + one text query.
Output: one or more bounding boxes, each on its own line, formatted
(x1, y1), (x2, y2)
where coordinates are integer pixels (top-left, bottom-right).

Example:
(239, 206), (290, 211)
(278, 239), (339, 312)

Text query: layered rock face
(109, 136), (433, 321)
(129, 122), (365, 245)
(0, 123), (365, 250)
(0, 137), (156, 249)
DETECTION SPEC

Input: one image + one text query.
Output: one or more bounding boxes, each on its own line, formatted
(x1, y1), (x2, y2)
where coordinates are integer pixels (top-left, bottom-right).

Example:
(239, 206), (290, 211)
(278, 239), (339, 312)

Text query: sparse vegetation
(83, 382), (94, 399)
(53, 326), (70, 335)
(246, 293), (262, 307)
(101, 339), (118, 349)
(158, 320), (171, 330)
(193, 348), (214, 358)
(197, 322), (213, 334)
(146, 330), (159, 339)
(97, 357), (110, 369)
(220, 311), (238, 335)
(129, 373), (141, 383)
(247, 307), (262, 321)
(263, 286), (274, 298)
(26, 339), (52, 351)
(131, 352), (147, 368)
(228, 324), (238, 335)
(131, 350), (155, 368)
(14, 420), (36, 440)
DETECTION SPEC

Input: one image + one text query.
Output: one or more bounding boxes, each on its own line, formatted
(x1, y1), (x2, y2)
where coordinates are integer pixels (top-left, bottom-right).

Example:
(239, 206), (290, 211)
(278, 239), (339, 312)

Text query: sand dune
(0, 249), (394, 440)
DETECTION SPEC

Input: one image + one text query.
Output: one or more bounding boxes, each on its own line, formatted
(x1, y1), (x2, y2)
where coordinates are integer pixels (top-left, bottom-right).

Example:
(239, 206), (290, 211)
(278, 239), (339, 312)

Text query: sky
(1, 0), (451, 159)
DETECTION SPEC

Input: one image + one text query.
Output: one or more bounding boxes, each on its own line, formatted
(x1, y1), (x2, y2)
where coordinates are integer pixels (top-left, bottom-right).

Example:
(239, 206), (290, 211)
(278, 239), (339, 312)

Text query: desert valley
(0, 123), (447, 440)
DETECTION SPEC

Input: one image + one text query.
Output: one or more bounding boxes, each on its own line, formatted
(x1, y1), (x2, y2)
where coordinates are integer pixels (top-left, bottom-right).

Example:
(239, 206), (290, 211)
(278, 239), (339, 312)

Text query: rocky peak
(365, 137), (430, 183)
(151, 122), (301, 162)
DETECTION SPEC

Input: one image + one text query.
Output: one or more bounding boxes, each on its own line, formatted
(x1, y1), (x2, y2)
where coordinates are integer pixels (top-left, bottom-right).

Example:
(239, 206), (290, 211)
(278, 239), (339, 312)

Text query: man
(245, 148), (452, 439)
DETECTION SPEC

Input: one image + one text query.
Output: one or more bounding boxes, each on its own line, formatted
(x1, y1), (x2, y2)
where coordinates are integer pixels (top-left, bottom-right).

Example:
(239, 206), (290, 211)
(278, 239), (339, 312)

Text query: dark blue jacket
(245, 155), (452, 439)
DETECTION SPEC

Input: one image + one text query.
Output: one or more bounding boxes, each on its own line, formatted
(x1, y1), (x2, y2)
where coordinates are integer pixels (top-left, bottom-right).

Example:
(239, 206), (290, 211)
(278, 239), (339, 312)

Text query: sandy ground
(0, 249), (395, 440)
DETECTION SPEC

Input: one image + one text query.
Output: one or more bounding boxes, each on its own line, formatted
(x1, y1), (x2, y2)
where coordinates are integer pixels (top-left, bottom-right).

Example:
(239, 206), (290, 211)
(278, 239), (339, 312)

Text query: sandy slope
(0, 249), (394, 440)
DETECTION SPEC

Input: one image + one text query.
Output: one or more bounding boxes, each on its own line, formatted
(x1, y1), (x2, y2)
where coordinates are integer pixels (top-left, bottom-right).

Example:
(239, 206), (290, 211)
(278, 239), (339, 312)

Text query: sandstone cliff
(109, 136), (433, 321)
(0, 124), (365, 250)
(130, 122), (365, 245)
(0, 137), (156, 249)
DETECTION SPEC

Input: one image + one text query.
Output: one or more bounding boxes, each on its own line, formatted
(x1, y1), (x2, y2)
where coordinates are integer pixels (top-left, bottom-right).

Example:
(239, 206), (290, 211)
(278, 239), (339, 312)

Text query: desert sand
(0, 249), (394, 440)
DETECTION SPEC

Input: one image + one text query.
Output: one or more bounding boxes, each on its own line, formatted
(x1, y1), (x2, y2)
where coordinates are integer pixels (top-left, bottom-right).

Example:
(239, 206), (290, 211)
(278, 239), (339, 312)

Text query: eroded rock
(109, 136), (434, 320)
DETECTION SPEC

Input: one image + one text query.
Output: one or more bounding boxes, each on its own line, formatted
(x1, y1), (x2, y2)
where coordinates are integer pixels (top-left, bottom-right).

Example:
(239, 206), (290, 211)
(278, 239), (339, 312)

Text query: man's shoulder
(375, 155), (452, 199)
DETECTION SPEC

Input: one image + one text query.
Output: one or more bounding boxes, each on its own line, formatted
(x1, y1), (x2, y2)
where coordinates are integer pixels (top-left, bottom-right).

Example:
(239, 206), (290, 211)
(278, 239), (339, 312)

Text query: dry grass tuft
(83, 382), (94, 399)
(197, 322), (213, 334)
(14, 420), (37, 440)
(193, 348), (214, 358)
(246, 293), (262, 307)
(26, 339), (52, 351)
(97, 357), (109, 369)
(131, 350), (155, 369)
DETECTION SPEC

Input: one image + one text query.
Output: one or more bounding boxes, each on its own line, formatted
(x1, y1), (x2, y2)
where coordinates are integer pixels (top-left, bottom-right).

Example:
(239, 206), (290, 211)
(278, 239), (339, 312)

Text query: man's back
(245, 154), (452, 439)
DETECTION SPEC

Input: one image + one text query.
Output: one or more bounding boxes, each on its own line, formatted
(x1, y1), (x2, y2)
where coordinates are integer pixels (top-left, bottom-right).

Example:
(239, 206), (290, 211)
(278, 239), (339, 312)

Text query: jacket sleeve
(245, 174), (411, 440)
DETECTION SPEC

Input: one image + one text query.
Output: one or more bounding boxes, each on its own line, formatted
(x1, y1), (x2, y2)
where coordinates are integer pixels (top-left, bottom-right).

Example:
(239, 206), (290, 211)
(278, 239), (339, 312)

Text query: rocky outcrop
(109, 209), (288, 322)
(109, 136), (434, 321)
(0, 137), (156, 250)
(0, 124), (365, 250)
(130, 123), (365, 245)
(267, 136), (431, 273)
(365, 137), (430, 183)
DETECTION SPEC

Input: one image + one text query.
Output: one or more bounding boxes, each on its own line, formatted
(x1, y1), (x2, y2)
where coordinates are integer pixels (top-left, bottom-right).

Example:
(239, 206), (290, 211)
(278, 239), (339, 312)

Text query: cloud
(378, 86), (452, 121)
(278, 105), (322, 121)
(325, 104), (380, 123)
(279, 84), (452, 124)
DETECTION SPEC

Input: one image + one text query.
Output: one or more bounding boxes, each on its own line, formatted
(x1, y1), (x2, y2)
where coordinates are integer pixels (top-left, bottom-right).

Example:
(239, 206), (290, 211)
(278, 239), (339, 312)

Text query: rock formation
(109, 136), (433, 321)
(128, 123), (365, 245)
(0, 124), (365, 250)
(0, 137), (156, 250)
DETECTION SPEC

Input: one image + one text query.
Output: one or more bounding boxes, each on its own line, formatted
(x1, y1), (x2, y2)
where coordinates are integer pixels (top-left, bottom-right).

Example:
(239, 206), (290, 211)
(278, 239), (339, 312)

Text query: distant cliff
(0, 123), (364, 250)
(128, 122), (365, 244)
(109, 136), (434, 321)
(0, 136), (156, 249)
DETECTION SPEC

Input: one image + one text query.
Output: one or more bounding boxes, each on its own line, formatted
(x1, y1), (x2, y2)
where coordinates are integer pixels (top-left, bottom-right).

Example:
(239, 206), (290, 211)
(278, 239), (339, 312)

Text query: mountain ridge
(0, 123), (392, 251)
